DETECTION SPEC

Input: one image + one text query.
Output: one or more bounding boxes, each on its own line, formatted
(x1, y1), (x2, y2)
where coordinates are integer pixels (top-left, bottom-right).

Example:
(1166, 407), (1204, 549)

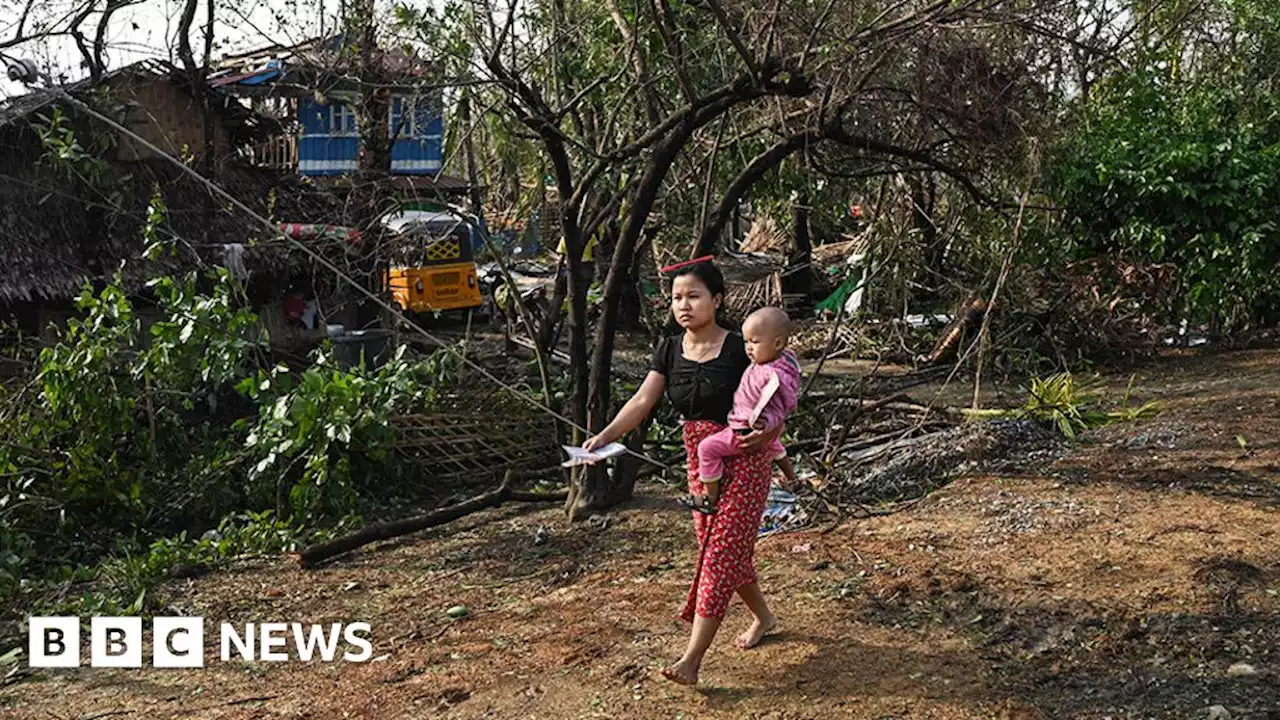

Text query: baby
(694, 306), (801, 512)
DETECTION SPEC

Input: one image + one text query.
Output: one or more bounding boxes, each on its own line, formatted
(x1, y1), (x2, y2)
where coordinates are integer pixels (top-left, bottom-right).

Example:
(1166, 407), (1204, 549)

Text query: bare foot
(734, 615), (777, 649)
(660, 657), (699, 686)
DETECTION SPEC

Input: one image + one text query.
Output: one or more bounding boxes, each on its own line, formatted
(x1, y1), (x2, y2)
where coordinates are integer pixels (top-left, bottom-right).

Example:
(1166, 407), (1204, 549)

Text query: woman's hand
(737, 422), (784, 451)
(582, 371), (664, 453)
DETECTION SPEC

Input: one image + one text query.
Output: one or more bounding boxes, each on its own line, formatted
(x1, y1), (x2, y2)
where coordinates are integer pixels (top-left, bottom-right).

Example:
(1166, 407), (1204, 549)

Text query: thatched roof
(0, 59), (279, 144)
(0, 158), (341, 303)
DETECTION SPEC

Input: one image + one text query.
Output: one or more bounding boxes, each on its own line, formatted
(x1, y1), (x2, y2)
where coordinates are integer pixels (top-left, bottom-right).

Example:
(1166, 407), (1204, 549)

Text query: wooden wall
(115, 77), (233, 163)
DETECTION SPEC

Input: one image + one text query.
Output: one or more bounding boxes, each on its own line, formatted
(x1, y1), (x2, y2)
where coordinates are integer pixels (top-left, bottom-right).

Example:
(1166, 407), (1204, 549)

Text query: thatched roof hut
(0, 61), (341, 304)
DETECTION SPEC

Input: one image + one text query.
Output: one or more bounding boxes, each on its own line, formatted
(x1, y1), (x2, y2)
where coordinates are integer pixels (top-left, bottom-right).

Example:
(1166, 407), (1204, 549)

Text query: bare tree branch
(702, 0), (759, 79)
(176, 0), (200, 76)
(648, 0), (697, 104)
(606, 0), (661, 124)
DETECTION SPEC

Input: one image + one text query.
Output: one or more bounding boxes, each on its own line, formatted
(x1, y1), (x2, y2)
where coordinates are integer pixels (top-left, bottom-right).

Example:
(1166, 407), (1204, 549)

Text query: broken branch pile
(820, 419), (1063, 506)
(1004, 259), (1177, 366)
(790, 384), (1068, 518)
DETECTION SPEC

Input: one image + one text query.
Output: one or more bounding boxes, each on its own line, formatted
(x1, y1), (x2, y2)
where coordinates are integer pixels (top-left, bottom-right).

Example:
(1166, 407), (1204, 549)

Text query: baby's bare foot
(660, 657), (700, 685)
(734, 614), (777, 649)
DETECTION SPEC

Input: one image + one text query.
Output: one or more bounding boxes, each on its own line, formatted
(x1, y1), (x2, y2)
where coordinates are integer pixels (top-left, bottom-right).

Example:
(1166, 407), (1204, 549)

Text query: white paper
(748, 371), (781, 427)
(561, 442), (628, 467)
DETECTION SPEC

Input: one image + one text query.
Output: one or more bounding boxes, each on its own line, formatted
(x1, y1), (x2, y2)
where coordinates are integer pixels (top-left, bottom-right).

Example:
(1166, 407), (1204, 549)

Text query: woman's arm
(583, 371), (666, 450)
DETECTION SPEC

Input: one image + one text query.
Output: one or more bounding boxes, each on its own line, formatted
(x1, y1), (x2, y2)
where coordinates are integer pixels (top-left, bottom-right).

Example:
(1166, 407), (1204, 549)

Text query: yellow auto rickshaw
(383, 209), (483, 314)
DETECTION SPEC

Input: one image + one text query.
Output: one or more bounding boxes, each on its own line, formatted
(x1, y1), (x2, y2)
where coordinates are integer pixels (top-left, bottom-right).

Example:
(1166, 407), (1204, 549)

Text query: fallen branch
(508, 334), (572, 365)
(844, 393), (912, 423)
(849, 495), (928, 518)
(296, 472), (563, 567)
(920, 295), (988, 367)
(842, 429), (949, 467)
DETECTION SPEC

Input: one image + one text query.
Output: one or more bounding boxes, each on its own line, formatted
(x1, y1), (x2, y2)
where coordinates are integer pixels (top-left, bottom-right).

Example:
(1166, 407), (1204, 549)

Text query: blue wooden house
(295, 95), (444, 176)
(211, 37), (459, 185)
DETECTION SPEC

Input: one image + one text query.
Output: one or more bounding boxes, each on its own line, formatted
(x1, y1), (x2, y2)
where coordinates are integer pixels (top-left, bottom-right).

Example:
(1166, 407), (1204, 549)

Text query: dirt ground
(4, 350), (1278, 719)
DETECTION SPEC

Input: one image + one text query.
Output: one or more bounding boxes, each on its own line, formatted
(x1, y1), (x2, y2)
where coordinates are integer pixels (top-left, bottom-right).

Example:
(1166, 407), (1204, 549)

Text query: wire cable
(51, 87), (673, 473)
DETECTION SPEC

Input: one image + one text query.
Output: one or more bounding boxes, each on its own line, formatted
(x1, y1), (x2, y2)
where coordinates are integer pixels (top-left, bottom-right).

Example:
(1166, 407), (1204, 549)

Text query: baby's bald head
(745, 306), (791, 336)
(742, 306), (792, 364)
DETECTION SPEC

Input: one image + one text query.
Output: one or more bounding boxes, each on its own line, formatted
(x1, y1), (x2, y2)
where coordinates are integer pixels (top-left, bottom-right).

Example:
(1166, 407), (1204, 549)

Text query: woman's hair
(667, 260), (726, 298)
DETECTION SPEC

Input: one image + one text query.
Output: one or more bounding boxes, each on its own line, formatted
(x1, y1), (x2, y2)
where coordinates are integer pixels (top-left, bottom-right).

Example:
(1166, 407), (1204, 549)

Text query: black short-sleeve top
(649, 331), (750, 425)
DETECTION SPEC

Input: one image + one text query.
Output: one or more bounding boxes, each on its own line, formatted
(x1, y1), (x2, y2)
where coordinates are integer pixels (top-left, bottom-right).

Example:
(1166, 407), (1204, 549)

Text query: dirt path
(4, 351), (1278, 719)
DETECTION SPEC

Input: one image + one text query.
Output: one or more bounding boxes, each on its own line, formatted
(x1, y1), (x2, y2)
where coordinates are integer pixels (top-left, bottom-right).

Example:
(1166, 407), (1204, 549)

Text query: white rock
(1206, 705), (1232, 720)
(1227, 662), (1258, 677)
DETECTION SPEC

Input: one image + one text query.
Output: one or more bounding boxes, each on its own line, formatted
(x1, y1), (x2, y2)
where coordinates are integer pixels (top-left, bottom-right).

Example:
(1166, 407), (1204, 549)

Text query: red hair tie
(660, 255), (714, 274)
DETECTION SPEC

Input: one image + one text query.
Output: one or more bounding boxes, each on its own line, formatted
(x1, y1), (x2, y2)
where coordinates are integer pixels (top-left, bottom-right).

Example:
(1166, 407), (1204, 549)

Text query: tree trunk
(459, 89), (485, 217)
(910, 173), (944, 304)
(611, 415), (653, 503)
(782, 192), (815, 311)
(350, 0), (393, 331)
(296, 472), (566, 567)
(694, 130), (817, 257)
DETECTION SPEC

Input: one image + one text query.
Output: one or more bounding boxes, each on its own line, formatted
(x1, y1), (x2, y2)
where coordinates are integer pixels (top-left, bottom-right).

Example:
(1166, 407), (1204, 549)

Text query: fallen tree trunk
(295, 472), (566, 568)
(921, 296), (988, 366)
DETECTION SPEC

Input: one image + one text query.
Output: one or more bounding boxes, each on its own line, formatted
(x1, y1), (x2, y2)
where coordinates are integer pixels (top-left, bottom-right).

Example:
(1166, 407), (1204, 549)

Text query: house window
(389, 96), (420, 138)
(330, 103), (357, 135)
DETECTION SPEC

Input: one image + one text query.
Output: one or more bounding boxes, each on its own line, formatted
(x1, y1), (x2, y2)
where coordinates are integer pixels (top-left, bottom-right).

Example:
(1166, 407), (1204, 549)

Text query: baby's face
(742, 316), (785, 364)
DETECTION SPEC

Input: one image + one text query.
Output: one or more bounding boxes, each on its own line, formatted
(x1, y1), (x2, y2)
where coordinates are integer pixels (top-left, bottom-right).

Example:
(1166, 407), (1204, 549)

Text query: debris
(533, 525), (551, 545)
(760, 487), (809, 537)
(446, 605), (469, 620)
(1226, 662), (1257, 677)
(919, 295), (987, 366)
(341, 581), (361, 592)
(837, 420), (1062, 505)
(1206, 705), (1232, 720)
(810, 236), (866, 266)
(740, 214), (787, 254)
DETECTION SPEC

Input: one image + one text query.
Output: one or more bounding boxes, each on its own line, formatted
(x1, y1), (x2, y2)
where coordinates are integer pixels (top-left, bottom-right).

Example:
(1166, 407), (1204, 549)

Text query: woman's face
(671, 274), (721, 330)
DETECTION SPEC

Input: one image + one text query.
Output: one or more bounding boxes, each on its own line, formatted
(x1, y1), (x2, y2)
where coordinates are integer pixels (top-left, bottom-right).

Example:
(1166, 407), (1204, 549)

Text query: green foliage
(1, 270), (458, 609)
(1052, 67), (1280, 328)
(0, 273), (262, 596)
(140, 188), (171, 261)
(31, 510), (356, 618)
(33, 107), (109, 183)
(237, 346), (445, 524)
(964, 372), (1161, 437)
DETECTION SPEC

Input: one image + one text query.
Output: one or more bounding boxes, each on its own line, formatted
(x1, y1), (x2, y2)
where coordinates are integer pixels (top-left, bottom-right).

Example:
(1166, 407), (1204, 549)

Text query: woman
(584, 259), (781, 686)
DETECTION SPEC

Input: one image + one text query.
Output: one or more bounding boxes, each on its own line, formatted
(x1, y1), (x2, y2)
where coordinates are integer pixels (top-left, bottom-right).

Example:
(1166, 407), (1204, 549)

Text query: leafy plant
(964, 372), (1161, 437)
(1051, 65), (1280, 330)
(0, 271), (265, 598)
(237, 345), (451, 524)
(33, 107), (109, 183)
(31, 510), (356, 617)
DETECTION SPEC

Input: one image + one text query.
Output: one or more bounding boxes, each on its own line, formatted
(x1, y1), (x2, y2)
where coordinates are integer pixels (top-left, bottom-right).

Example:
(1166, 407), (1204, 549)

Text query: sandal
(678, 494), (718, 515)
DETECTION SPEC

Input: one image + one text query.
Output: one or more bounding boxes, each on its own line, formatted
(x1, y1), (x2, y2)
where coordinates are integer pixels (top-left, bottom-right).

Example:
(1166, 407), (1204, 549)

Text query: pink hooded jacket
(726, 350), (801, 432)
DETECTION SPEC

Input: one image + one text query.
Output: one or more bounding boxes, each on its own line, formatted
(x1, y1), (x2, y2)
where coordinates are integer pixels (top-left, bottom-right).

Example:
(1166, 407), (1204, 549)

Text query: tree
(412, 0), (1058, 519)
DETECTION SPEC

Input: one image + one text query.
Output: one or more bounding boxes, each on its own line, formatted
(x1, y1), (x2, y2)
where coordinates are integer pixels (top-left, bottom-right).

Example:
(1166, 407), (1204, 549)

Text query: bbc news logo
(29, 617), (373, 668)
